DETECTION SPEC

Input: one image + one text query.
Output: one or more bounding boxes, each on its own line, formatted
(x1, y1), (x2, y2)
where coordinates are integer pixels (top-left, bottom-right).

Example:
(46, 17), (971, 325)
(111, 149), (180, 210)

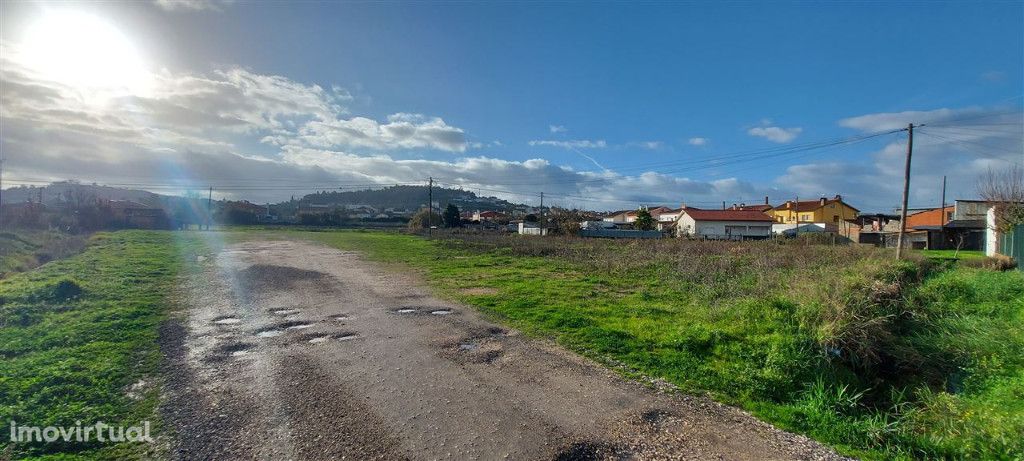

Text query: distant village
(0, 182), (1008, 254)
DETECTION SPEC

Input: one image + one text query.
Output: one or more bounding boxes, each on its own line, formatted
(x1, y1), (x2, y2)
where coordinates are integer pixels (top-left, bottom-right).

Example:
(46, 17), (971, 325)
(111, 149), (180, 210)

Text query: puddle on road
(459, 342), (479, 351)
(231, 350), (251, 356)
(257, 329), (284, 338)
(335, 333), (359, 341)
(271, 309), (302, 316)
(213, 316), (242, 325)
(328, 314), (349, 321)
(308, 336), (331, 344)
(286, 323), (313, 330)
(395, 308), (417, 314)
(430, 309), (452, 315)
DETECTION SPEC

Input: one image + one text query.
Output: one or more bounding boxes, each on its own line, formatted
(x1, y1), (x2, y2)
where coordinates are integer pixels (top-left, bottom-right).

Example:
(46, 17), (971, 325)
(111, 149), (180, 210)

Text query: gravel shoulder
(160, 237), (849, 460)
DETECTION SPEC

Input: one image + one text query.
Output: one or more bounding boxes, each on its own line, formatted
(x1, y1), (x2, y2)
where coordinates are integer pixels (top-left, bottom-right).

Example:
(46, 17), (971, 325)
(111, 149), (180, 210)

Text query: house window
(801, 214), (812, 221)
(833, 215), (839, 222)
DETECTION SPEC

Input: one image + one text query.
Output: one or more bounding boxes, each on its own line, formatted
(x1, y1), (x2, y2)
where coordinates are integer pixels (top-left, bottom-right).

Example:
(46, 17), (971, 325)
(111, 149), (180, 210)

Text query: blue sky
(1, 1), (1021, 211)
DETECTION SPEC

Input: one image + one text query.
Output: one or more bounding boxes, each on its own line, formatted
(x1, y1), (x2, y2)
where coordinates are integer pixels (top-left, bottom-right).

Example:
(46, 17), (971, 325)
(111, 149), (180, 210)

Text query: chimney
(834, 194), (842, 201)
(819, 197), (827, 206)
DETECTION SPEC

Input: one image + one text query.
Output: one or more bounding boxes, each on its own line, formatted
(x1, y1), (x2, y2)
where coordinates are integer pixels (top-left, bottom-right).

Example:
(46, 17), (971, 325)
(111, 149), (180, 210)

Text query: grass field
(0, 231), (203, 460)
(300, 230), (1024, 460)
(1, 228), (1020, 460)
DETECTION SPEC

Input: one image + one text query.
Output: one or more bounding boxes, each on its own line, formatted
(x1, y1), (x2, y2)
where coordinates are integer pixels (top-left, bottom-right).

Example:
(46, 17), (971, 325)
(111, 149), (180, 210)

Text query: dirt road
(160, 238), (846, 460)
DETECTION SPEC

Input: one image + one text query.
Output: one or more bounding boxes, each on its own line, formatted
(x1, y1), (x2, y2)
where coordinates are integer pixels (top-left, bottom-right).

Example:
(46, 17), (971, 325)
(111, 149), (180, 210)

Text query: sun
(21, 10), (152, 95)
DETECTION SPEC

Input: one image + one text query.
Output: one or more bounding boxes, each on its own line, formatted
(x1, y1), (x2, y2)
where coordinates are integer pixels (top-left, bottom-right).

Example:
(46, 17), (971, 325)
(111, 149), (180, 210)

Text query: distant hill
(1, 181), (166, 207)
(291, 185), (528, 213)
(1, 182), (535, 216)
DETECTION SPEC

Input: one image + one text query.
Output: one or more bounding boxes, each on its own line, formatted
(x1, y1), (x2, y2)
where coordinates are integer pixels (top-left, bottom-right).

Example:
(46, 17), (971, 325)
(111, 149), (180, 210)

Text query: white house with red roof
(675, 208), (774, 240)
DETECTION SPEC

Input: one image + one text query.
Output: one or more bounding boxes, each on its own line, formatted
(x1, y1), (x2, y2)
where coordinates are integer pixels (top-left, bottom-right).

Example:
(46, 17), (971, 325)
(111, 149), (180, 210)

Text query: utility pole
(895, 123), (915, 259)
(794, 195), (799, 237)
(428, 177), (433, 236)
(940, 175), (947, 231)
(539, 191), (544, 227)
(206, 186), (213, 230)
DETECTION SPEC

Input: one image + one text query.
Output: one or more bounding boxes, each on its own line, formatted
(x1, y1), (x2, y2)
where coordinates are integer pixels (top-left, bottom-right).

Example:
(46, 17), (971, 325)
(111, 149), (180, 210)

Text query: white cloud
(549, 125), (567, 133)
(528, 139), (607, 149)
(748, 125), (803, 143)
(688, 137), (708, 146)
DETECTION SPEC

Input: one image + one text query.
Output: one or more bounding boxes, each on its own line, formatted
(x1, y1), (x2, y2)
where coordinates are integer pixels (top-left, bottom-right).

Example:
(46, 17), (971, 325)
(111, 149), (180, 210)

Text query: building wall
(954, 201), (990, 221)
(906, 206), (953, 229)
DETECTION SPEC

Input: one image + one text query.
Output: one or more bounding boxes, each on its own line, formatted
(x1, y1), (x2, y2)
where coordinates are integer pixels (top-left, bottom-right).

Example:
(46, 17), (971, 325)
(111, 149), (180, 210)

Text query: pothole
(430, 309), (452, 315)
(209, 342), (255, 360)
(328, 314), (349, 321)
(307, 336), (331, 344)
(395, 308), (418, 314)
(286, 323), (313, 330)
(335, 333), (359, 341)
(270, 308), (301, 316)
(255, 321), (311, 338)
(256, 329), (283, 338)
(212, 315), (242, 325)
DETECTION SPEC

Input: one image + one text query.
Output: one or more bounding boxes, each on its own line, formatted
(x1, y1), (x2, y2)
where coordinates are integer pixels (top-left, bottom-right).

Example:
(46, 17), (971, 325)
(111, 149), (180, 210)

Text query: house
(675, 209), (774, 240)
(768, 195), (859, 225)
(104, 200), (169, 229)
(601, 210), (632, 224)
(473, 210), (509, 222)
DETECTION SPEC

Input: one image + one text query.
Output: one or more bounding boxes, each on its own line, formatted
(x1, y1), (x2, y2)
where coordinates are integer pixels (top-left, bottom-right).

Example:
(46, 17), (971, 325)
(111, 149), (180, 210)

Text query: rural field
(1, 228), (1021, 460)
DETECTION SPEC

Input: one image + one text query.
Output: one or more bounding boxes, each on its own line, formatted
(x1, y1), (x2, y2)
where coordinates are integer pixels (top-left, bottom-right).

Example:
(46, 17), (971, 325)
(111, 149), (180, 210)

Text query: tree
(442, 204), (462, 228)
(407, 207), (441, 229)
(634, 208), (655, 231)
(978, 165), (1024, 233)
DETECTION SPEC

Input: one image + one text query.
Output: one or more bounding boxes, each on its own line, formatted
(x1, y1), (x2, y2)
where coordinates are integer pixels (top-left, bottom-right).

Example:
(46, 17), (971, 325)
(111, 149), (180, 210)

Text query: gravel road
(159, 238), (848, 460)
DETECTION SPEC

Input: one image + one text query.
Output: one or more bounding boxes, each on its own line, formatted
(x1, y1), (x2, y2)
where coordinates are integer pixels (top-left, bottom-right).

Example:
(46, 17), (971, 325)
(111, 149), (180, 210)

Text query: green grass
(0, 230), (203, 460)
(290, 229), (1023, 460)
(917, 249), (986, 260)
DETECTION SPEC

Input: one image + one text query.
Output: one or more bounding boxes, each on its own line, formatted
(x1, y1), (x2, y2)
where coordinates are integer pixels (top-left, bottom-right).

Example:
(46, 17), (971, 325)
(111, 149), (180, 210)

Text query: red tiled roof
(683, 209), (775, 222)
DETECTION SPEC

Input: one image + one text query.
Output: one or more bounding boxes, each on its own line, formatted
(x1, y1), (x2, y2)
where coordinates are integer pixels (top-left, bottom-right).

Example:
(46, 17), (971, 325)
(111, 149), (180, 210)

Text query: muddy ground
(159, 238), (848, 460)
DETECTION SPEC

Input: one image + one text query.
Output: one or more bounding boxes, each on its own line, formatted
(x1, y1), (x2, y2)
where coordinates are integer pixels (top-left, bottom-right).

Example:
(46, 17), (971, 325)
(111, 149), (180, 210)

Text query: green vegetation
(917, 249), (986, 260)
(0, 230), (88, 277)
(0, 231), (202, 459)
(301, 230), (1023, 460)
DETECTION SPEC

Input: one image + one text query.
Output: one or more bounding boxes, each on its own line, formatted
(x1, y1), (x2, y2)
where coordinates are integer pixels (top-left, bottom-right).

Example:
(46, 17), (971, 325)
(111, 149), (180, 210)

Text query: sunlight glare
(22, 11), (152, 96)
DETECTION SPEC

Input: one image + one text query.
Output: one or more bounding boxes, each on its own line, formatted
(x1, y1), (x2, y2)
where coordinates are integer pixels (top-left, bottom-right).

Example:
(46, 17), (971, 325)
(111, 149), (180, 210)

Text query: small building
(676, 209), (774, 240)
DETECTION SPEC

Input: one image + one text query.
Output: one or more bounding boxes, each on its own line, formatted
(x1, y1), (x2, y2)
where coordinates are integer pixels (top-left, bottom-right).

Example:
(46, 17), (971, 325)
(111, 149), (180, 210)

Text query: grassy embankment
(304, 230), (1023, 460)
(0, 231), (88, 277)
(0, 230), (203, 460)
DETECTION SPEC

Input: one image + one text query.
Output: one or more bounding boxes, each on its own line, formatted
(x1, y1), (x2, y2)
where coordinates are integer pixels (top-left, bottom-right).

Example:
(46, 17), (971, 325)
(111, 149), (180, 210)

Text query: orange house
(906, 206), (954, 229)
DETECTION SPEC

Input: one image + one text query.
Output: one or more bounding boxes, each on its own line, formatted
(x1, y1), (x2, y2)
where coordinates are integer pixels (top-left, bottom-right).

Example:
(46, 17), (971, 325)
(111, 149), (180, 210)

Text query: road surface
(160, 237), (845, 460)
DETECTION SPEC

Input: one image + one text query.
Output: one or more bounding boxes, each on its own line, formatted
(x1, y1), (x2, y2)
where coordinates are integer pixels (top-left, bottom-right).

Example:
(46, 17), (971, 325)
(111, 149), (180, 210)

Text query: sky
(0, 1), (1021, 212)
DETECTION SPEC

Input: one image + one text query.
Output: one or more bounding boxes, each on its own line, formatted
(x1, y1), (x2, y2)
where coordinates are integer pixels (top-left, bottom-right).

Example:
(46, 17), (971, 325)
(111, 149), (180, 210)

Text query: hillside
(291, 185), (529, 213)
(1, 182), (166, 207)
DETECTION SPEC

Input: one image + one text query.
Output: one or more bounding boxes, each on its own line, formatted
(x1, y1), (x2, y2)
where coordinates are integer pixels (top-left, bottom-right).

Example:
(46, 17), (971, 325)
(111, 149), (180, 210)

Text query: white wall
(986, 207), (998, 257)
(677, 215), (772, 238)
